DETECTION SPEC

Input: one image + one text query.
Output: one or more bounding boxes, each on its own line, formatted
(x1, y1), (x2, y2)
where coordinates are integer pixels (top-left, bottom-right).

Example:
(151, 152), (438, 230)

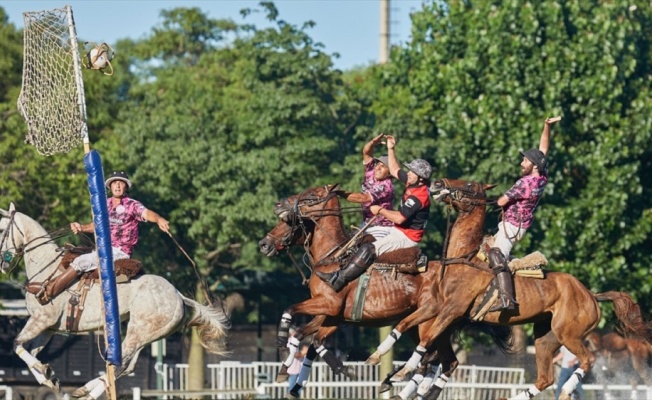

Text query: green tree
(362, 0), (652, 318)
(112, 3), (356, 388)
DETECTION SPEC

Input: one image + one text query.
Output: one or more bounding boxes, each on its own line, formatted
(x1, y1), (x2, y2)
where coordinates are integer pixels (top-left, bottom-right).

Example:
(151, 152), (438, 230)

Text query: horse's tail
(182, 296), (231, 356)
(594, 291), (652, 343)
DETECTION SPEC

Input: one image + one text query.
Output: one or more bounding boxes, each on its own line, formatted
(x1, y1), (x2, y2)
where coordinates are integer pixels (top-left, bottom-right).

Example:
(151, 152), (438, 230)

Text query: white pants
(365, 226), (392, 240)
(493, 221), (527, 258)
(70, 246), (129, 273)
(372, 227), (419, 256)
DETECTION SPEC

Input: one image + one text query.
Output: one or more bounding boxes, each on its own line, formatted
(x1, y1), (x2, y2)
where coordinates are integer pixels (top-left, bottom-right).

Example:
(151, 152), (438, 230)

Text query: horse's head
(259, 184), (342, 257)
(0, 203), (23, 273)
(430, 178), (496, 213)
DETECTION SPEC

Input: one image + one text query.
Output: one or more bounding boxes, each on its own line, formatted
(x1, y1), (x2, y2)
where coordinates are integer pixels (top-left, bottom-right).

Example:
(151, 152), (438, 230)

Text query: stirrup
(315, 270), (337, 285)
(488, 296), (515, 312)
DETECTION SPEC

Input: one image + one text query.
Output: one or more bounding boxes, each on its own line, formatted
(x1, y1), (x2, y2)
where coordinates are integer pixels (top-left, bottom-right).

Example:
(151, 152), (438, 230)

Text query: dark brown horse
(258, 182), (508, 398)
(365, 179), (652, 400)
(585, 330), (652, 394)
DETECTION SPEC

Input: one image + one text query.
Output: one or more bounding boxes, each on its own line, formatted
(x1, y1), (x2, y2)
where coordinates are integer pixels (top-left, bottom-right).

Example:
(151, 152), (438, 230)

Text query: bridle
(270, 185), (360, 282)
(432, 179), (494, 274)
(0, 210), (71, 276)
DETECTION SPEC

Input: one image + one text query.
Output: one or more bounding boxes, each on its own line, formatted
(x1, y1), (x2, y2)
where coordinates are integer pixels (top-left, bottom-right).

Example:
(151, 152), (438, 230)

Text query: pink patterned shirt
(362, 160), (394, 226)
(503, 174), (547, 229)
(107, 196), (146, 256)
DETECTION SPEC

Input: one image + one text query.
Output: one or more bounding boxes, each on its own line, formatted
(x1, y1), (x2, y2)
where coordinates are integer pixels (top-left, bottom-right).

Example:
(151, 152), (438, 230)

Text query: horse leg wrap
(509, 385), (540, 400)
(398, 373), (423, 400)
(417, 370), (436, 396)
(378, 328), (402, 355)
(290, 349), (316, 397)
(88, 376), (108, 399)
(561, 368), (584, 397)
(421, 373), (448, 395)
(17, 346), (48, 384)
(317, 345), (345, 374)
(405, 345), (427, 371)
(277, 313), (292, 347)
(282, 336), (300, 367)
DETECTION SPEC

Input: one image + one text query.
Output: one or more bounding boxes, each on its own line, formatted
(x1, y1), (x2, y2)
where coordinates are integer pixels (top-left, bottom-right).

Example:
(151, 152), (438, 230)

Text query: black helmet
(105, 171), (132, 188)
(520, 149), (547, 172)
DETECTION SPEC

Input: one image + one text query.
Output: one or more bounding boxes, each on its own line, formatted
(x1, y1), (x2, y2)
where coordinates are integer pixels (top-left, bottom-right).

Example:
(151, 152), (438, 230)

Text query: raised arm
(384, 135), (401, 179)
(539, 116), (561, 155)
(362, 133), (385, 165)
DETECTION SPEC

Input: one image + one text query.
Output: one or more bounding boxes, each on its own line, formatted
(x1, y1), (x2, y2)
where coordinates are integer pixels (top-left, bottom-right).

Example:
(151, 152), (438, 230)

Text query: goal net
(17, 5), (87, 156)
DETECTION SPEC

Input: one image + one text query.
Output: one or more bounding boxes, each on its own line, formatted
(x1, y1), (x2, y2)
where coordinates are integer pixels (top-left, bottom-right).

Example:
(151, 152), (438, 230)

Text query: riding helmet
(105, 171), (132, 188)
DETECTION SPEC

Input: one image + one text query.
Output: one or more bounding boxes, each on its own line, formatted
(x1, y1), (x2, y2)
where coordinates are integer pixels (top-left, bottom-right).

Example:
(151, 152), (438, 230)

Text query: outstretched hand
(371, 133), (385, 145)
(157, 217), (170, 234)
(546, 116), (561, 124)
(384, 135), (396, 150)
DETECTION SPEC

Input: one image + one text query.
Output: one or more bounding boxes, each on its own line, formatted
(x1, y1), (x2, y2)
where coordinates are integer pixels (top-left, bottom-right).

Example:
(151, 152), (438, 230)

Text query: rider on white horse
(27, 171), (170, 304)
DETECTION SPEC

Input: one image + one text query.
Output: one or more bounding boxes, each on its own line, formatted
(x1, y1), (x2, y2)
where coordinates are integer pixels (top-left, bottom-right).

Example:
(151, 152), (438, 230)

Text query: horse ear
(9, 202), (16, 213)
(484, 184), (498, 191)
(328, 183), (340, 193)
(0, 208), (8, 217)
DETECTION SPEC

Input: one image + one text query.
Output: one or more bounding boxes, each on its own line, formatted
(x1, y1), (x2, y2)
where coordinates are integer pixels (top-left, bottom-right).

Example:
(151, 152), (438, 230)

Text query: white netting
(17, 5), (87, 156)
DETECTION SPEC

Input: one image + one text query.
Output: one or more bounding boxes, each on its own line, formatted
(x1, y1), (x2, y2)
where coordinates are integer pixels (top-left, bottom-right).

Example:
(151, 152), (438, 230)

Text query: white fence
(133, 361), (652, 400)
(138, 362), (525, 399)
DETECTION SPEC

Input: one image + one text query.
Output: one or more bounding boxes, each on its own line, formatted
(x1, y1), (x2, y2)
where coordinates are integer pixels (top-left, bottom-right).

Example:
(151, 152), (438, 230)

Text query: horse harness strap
(66, 278), (93, 333)
(350, 272), (371, 322)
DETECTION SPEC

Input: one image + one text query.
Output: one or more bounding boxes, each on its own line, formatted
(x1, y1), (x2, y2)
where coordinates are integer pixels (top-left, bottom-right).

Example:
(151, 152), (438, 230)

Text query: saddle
(59, 248), (144, 281)
(359, 234), (427, 275)
(476, 235), (547, 278)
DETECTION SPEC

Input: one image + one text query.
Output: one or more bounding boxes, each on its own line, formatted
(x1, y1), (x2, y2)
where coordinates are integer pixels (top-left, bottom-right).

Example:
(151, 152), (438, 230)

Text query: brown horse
(258, 182), (509, 398)
(585, 330), (652, 395)
(366, 179), (652, 400)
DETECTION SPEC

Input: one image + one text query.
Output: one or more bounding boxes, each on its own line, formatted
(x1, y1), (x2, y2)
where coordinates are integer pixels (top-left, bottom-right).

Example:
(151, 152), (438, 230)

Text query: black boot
(315, 243), (375, 292)
(487, 248), (517, 312)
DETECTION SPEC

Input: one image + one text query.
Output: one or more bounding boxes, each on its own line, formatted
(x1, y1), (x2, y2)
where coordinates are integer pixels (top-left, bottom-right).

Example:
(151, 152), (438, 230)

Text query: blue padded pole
(84, 150), (121, 365)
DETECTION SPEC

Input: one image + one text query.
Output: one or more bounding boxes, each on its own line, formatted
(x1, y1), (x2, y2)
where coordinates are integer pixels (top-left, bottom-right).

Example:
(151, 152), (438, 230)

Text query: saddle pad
(60, 251), (143, 280)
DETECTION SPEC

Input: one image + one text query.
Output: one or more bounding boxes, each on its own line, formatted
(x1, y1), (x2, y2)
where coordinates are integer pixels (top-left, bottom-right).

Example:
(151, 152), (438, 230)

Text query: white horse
(0, 203), (230, 399)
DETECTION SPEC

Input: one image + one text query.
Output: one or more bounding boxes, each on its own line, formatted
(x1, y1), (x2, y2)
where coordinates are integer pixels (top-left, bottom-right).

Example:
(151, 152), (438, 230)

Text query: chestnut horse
(258, 181), (510, 398)
(366, 179), (652, 400)
(585, 330), (652, 396)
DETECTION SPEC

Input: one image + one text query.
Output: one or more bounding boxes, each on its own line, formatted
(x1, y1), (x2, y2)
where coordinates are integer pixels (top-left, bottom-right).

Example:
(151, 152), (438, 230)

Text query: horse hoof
(422, 387), (443, 400)
(379, 382), (393, 393)
(276, 372), (289, 383)
(365, 354), (381, 365)
(71, 386), (90, 398)
(390, 367), (412, 382)
(43, 377), (60, 393)
(343, 365), (357, 380)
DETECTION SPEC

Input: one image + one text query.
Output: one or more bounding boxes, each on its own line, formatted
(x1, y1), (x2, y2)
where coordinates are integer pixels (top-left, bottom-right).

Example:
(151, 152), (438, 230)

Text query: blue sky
(2, 0), (424, 70)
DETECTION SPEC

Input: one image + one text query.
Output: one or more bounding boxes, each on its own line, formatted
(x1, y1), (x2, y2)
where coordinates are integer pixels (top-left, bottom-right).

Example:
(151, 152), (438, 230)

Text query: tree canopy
(0, 0), (651, 329)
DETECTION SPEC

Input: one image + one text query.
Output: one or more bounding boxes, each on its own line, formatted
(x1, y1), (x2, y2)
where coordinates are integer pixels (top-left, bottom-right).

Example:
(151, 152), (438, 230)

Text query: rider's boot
(26, 267), (80, 305)
(315, 243), (375, 292)
(487, 247), (517, 312)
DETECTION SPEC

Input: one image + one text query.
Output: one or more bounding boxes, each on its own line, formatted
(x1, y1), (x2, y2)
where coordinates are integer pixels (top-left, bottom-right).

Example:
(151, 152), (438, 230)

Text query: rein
(0, 210), (72, 276)
(275, 186), (360, 278)
(436, 179), (494, 278)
